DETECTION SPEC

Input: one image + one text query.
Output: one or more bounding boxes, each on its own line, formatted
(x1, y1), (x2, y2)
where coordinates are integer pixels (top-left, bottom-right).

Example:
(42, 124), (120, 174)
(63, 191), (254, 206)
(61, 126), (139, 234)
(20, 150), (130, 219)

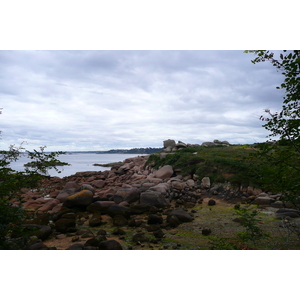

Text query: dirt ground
(43, 197), (300, 250)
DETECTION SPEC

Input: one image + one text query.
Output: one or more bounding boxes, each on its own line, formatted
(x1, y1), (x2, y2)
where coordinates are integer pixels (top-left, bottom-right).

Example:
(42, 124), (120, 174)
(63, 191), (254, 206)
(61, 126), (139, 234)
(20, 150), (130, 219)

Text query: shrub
(235, 205), (269, 246)
(0, 144), (65, 249)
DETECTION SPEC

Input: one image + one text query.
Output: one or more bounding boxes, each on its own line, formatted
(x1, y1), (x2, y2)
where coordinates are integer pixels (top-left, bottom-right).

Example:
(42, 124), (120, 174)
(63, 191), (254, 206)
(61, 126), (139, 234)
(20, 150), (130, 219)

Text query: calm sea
(8, 153), (144, 178)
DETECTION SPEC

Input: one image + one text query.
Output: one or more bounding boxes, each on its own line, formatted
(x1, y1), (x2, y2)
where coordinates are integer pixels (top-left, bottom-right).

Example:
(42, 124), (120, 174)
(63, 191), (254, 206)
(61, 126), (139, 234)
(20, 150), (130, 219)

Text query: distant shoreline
(61, 147), (163, 155)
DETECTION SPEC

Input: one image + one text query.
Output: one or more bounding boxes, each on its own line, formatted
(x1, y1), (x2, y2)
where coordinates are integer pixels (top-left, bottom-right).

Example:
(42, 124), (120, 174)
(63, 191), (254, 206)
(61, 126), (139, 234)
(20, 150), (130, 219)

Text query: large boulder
(252, 196), (272, 205)
(176, 141), (187, 149)
(113, 215), (128, 226)
(89, 214), (103, 227)
(132, 233), (150, 244)
(208, 199), (216, 206)
(64, 181), (81, 190)
(84, 236), (107, 248)
(67, 243), (84, 250)
(52, 207), (73, 221)
(168, 208), (194, 222)
(27, 241), (49, 250)
(171, 181), (186, 190)
(54, 213), (76, 233)
(130, 203), (152, 214)
(148, 183), (170, 195)
(23, 200), (43, 211)
(106, 205), (132, 218)
(37, 198), (60, 213)
(56, 181), (80, 202)
(114, 187), (140, 204)
(186, 179), (195, 188)
(166, 214), (181, 228)
(275, 208), (300, 219)
(63, 190), (94, 208)
(140, 182), (157, 192)
(87, 201), (115, 213)
(164, 146), (173, 153)
(79, 184), (95, 195)
(147, 214), (163, 225)
(98, 240), (123, 250)
(92, 180), (106, 189)
(163, 139), (176, 149)
(201, 177), (211, 189)
(155, 165), (174, 180)
(140, 191), (170, 208)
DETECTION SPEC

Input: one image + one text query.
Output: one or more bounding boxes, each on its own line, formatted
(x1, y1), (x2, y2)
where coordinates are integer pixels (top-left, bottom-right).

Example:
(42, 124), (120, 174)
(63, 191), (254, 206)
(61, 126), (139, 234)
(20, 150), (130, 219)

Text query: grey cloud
(0, 50), (286, 151)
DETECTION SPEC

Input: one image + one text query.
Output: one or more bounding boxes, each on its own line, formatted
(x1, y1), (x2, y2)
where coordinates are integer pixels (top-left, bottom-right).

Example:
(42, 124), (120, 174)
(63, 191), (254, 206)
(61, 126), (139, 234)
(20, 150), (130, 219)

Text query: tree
(245, 50), (300, 207)
(0, 110), (65, 249)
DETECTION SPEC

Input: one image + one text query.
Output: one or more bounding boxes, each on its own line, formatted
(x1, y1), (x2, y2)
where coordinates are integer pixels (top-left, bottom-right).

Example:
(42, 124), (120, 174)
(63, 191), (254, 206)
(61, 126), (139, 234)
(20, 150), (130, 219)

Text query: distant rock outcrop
(202, 140), (230, 147)
(162, 139), (230, 154)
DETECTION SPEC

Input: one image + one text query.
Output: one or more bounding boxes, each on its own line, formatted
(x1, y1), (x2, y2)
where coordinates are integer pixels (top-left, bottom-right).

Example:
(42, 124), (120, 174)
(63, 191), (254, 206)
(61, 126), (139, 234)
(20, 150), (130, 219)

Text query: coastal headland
(12, 140), (300, 250)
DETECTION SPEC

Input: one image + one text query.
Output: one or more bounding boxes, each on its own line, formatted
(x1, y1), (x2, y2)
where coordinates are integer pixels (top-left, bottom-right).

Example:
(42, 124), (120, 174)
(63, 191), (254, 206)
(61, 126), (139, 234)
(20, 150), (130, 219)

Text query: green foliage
(209, 205), (270, 249)
(235, 205), (269, 245)
(146, 153), (162, 168)
(146, 145), (262, 188)
(209, 236), (239, 250)
(246, 50), (300, 207)
(25, 146), (67, 175)
(0, 143), (65, 249)
(250, 143), (300, 206)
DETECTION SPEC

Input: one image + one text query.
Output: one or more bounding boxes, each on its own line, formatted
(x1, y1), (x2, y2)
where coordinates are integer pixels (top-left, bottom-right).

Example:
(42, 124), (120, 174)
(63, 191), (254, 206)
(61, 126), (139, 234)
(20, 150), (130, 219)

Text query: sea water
(8, 153), (144, 178)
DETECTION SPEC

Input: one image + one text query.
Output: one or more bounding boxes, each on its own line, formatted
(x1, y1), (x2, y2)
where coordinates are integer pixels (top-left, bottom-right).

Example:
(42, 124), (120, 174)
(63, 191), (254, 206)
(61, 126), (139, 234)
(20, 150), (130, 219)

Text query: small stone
(208, 199), (216, 206)
(202, 228), (212, 236)
(147, 214), (163, 225)
(113, 215), (128, 226)
(112, 228), (126, 235)
(234, 203), (241, 209)
(89, 217), (102, 227)
(67, 243), (84, 250)
(98, 240), (123, 250)
(132, 233), (149, 244)
(153, 229), (164, 238)
(166, 214), (181, 228)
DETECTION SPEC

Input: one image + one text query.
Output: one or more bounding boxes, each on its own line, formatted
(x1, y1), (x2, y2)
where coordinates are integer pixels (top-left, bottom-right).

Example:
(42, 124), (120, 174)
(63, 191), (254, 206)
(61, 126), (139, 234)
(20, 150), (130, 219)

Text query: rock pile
(201, 140), (230, 147)
(11, 141), (300, 249)
(159, 139), (230, 159)
(13, 155), (203, 249)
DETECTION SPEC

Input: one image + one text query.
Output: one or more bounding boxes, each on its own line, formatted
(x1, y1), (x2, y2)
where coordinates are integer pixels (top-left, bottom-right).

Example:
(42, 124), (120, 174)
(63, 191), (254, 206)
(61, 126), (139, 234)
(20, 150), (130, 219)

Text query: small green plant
(209, 236), (239, 250)
(235, 205), (269, 246)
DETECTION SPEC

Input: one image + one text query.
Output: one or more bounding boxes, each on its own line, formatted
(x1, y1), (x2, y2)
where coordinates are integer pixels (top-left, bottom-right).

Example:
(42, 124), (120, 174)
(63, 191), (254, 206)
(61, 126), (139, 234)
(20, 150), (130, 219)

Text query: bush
(235, 205), (269, 246)
(146, 146), (263, 188)
(0, 144), (65, 249)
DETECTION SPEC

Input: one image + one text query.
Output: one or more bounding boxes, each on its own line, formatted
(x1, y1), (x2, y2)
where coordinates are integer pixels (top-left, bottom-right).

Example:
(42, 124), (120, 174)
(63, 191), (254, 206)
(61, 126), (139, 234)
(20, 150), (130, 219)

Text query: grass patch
(146, 145), (263, 188)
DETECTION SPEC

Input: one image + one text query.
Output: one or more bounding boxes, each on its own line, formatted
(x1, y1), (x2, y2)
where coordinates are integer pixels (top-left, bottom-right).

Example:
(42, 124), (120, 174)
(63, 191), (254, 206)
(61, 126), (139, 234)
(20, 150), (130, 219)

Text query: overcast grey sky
(0, 50), (286, 151)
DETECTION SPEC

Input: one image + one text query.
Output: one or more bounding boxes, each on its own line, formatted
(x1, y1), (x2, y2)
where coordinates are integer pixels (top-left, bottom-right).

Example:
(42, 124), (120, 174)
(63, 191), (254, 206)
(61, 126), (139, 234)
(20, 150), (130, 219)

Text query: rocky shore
(11, 141), (300, 250)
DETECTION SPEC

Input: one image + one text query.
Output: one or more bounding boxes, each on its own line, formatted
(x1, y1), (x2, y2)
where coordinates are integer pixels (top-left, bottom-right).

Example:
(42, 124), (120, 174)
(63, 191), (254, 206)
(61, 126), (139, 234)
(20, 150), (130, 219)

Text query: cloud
(0, 50), (285, 151)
